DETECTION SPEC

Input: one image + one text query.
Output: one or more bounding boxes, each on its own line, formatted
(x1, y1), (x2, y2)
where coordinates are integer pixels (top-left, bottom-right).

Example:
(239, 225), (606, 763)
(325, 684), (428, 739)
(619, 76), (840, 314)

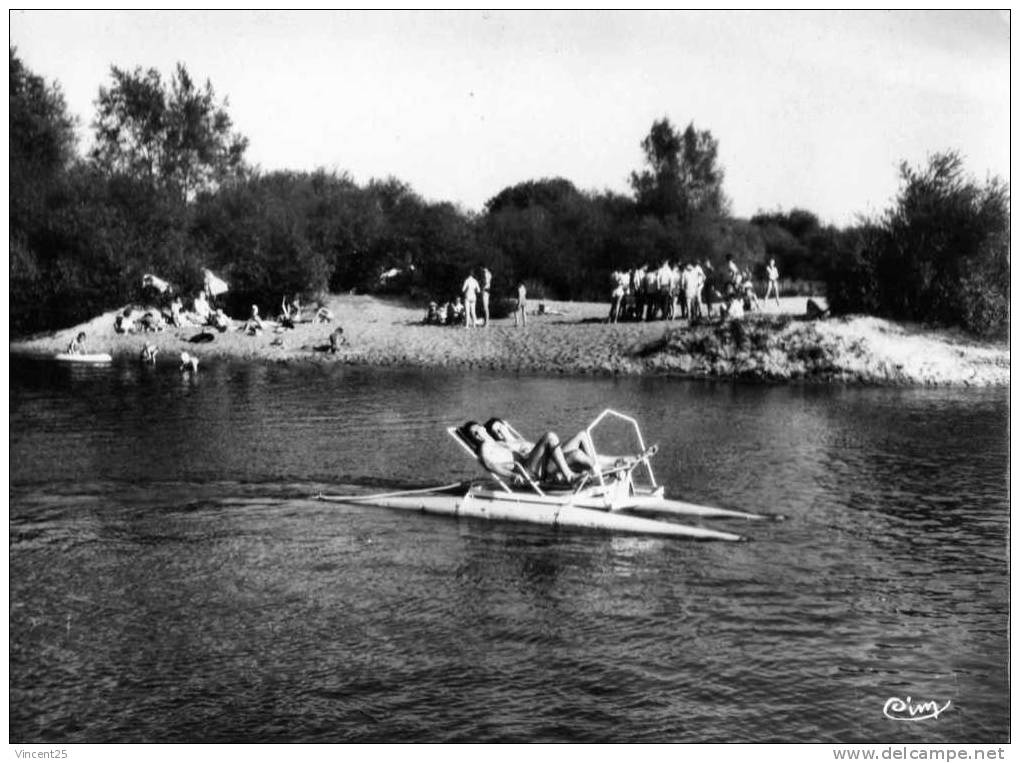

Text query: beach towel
(142, 273), (171, 293)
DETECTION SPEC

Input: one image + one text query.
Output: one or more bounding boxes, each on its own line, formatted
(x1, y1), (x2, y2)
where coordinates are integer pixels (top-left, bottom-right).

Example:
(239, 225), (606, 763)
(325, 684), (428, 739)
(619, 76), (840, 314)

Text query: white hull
(54, 353), (113, 363)
(625, 490), (767, 521)
(318, 486), (746, 542)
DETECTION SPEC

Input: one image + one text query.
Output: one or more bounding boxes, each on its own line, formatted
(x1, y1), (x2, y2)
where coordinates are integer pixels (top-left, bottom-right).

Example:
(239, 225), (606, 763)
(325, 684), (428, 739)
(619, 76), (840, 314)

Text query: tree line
(10, 50), (1008, 337)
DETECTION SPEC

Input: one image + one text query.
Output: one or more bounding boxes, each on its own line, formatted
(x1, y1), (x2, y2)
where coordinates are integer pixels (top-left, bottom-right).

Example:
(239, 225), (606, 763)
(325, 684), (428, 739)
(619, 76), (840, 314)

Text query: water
(9, 358), (1009, 743)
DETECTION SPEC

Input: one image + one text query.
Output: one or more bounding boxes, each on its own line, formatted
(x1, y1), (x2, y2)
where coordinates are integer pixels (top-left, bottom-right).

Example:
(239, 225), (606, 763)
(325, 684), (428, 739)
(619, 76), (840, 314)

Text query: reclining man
(460, 421), (580, 484)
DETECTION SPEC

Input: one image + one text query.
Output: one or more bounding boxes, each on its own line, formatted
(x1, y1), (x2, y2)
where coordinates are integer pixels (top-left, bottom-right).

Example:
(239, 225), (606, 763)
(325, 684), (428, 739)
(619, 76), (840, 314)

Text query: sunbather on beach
(210, 308), (231, 332)
(280, 296), (302, 328)
(449, 297), (465, 325)
(242, 305), (264, 335)
(168, 297), (183, 327)
(329, 327), (345, 353)
(114, 309), (135, 334)
(193, 292), (211, 322)
(460, 421), (579, 484)
(140, 310), (164, 332)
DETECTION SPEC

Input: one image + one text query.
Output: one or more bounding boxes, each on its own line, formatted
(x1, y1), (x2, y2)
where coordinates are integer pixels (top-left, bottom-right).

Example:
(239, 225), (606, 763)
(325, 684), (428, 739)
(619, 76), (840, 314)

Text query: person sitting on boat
(460, 421), (580, 484)
(485, 417), (649, 477)
(484, 417), (603, 475)
(67, 332), (87, 355)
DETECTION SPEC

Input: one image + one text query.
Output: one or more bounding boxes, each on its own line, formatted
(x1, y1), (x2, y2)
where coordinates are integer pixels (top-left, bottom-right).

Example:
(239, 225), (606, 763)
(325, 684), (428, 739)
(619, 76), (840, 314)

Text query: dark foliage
(10, 53), (1004, 339)
(630, 118), (729, 220)
(824, 152), (1009, 336)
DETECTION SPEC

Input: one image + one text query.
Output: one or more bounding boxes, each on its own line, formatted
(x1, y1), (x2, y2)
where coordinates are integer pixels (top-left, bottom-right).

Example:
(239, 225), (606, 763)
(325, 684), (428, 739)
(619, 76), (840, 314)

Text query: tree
(91, 62), (248, 201)
(484, 177), (581, 214)
(630, 118), (729, 221)
(480, 179), (615, 300)
(825, 151), (1009, 336)
(10, 49), (83, 334)
(10, 48), (78, 230)
(883, 152), (1009, 332)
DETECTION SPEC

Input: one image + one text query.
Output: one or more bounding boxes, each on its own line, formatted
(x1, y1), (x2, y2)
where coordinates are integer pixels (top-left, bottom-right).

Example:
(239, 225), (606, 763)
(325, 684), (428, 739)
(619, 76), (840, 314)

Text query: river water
(9, 358), (1009, 743)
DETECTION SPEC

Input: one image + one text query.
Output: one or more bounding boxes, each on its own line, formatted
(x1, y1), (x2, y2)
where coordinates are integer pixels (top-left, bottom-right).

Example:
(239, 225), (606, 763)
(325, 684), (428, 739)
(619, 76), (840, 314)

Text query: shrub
(825, 152), (1009, 336)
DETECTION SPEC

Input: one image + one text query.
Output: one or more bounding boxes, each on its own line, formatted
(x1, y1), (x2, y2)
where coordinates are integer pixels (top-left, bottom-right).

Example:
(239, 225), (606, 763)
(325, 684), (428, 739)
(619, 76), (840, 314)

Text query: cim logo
(883, 696), (952, 722)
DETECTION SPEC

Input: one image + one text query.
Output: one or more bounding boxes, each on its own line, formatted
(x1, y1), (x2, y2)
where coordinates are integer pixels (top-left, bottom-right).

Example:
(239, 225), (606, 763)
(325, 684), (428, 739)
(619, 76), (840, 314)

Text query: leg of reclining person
(561, 430), (638, 472)
(524, 432), (575, 482)
(559, 431), (599, 472)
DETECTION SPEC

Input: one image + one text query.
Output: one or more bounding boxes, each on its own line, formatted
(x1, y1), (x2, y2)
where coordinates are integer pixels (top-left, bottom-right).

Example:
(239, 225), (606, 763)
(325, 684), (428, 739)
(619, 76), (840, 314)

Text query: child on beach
(242, 305), (264, 335)
(210, 308), (231, 332)
(764, 258), (781, 307)
(67, 332), (87, 355)
(329, 327), (345, 353)
(179, 351), (199, 373)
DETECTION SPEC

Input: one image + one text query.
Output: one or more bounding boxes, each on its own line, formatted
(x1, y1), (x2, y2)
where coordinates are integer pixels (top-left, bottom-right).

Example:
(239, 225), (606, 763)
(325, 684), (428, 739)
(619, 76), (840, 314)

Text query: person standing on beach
(608, 270), (627, 323)
(462, 270), (481, 328)
(514, 281), (527, 327)
(726, 254), (740, 288)
(480, 267), (493, 327)
(764, 258), (781, 307)
(631, 265), (645, 322)
(656, 259), (674, 320)
(642, 266), (659, 321)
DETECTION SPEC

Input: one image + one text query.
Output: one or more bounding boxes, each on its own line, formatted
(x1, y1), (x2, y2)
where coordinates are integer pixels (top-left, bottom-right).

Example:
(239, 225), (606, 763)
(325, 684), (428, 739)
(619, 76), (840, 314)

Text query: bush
(825, 152), (1009, 336)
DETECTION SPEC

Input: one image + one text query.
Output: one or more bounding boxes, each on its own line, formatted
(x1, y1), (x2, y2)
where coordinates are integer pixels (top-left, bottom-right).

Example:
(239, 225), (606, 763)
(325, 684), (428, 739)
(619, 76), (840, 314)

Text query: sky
(8, 10), (1011, 226)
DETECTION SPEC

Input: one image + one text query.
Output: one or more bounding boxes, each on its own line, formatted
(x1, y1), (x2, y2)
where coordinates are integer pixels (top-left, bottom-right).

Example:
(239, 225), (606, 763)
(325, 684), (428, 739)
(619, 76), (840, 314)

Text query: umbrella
(203, 269), (229, 297)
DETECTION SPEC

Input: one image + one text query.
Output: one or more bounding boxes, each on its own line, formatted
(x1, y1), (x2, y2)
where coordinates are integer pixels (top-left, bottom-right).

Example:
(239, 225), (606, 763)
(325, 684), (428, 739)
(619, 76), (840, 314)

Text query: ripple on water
(8, 361), (1009, 742)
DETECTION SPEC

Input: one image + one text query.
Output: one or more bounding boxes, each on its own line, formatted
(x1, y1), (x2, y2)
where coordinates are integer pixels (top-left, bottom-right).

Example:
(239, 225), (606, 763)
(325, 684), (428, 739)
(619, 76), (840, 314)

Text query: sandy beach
(10, 294), (1009, 386)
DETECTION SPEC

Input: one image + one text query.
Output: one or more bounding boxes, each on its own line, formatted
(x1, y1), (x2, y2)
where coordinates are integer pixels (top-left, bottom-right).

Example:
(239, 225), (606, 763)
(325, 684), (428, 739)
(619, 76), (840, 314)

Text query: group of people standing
(459, 266), (493, 327)
(426, 266), (529, 329)
(609, 255), (782, 323)
(428, 254), (781, 329)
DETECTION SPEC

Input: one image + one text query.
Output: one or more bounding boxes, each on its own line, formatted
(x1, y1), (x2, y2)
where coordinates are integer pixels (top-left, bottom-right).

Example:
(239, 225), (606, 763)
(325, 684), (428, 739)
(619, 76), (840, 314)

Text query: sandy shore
(10, 294), (1009, 386)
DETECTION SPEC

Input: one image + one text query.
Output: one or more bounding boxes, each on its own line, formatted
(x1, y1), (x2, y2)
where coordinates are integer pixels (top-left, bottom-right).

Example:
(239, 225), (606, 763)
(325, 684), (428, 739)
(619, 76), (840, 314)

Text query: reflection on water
(9, 358), (1009, 742)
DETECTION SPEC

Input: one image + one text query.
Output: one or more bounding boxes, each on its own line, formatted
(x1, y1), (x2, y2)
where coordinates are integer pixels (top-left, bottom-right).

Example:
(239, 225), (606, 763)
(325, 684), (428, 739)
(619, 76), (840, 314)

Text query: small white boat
(318, 409), (773, 541)
(54, 352), (113, 364)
